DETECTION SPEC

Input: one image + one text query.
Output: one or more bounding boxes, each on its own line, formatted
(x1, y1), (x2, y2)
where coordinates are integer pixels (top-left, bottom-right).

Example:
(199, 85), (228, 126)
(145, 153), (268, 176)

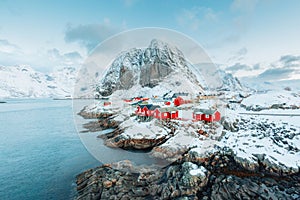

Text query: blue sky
(0, 0), (300, 80)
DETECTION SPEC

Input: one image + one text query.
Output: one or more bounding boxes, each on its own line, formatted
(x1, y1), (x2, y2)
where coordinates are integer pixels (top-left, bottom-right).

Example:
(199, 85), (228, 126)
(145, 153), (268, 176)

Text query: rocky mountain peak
(97, 39), (202, 97)
(217, 70), (245, 92)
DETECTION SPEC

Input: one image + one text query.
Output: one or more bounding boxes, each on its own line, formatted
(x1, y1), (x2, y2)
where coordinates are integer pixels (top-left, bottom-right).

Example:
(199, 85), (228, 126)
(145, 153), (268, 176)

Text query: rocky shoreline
(76, 152), (300, 200)
(76, 109), (300, 199)
(80, 108), (176, 150)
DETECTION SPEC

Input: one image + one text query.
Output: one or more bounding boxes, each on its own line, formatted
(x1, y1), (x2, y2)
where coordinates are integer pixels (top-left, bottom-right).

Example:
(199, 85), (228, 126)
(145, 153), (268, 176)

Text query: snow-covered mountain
(217, 70), (245, 92)
(97, 39), (205, 98)
(0, 65), (77, 98)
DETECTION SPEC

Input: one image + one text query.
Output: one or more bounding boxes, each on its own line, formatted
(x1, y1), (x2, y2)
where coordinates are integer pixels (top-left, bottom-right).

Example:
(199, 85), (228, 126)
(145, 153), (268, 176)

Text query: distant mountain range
(1, 39), (299, 99)
(0, 64), (246, 99)
(0, 65), (77, 98)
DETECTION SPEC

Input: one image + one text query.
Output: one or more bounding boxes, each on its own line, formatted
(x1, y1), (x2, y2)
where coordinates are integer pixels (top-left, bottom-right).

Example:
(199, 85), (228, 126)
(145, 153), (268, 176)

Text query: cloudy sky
(0, 0), (299, 80)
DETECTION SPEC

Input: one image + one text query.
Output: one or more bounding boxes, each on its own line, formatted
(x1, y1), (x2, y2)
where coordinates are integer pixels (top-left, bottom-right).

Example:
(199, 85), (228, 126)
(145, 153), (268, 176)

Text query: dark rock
(220, 117), (239, 132)
(76, 151), (300, 200)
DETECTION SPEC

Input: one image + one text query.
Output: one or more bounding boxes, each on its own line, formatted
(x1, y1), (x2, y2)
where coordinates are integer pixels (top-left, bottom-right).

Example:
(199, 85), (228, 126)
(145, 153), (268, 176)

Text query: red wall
(214, 111), (221, 121)
(174, 97), (184, 106)
(200, 111), (221, 122)
(154, 109), (160, 119)
(161, 112), (171, 119)
(142, 107), (149, 116)
(171, 111), (178, 119)
(193, 113), (202, 120)
(201, 114), (212, 122)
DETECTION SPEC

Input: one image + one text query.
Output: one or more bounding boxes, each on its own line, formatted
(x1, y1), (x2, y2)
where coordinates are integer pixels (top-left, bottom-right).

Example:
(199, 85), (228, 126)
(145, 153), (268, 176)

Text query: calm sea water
(0, 99), (100, 200)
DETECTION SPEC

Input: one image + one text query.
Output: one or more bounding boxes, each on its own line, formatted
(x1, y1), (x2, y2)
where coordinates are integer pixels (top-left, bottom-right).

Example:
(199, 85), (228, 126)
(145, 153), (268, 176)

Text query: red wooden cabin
(164, 101), (171, 106)
(148, 105), (160, 116)
(136, 104), (160, 117)
(153, 107), (179, 119)
(174, 96), (192, 106)
(103, 101), (112, 106)
(193, 109), (221, 122)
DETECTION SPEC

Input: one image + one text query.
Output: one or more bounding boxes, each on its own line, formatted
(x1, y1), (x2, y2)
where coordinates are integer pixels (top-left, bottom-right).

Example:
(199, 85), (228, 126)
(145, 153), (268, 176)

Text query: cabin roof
(175, 95), (190, 100)
(138, 104), (153, 109)
(159, 107), (178, 113)
(149, 105), (160, 110)
(131, 100), (143, 105)
(172, 92), (189, 98)
(194, 108), (217, 115)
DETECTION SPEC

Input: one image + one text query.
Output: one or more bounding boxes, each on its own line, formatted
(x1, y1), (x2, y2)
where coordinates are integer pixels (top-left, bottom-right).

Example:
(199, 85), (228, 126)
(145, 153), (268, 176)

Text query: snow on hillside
(241, 90), (300, 111)
(219, 84), (300, 174)
(0, 65), (77, 98)
(219, 109), (300, 173)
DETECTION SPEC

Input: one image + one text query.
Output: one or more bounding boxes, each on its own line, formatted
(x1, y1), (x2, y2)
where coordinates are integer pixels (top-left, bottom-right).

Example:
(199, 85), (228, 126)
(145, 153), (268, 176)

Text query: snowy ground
(119, 117), (170, 140)
(215, 89), (300, 172)
(241, 90), (300, 110)
(81, 88), (300, 173)
(220, 112), (300, 171)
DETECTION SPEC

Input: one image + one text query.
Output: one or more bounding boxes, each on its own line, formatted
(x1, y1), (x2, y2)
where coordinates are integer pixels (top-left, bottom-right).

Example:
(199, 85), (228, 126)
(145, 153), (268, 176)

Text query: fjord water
(0, 99), (100, 200)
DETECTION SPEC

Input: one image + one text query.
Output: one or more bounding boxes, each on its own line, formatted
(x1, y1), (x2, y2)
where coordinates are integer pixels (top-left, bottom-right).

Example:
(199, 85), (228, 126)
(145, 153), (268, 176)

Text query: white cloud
(0, 38), (26, 66)
(231, 0), (258, 12)
(227, 47), (248, 62)
(64, 21), (121, 52)
(47, 48), (83, 67)
(0, 39), (21, 54)
(257, 68), (296, 81)
(279, 55), (300, 67)
(177, 7), (218, 31)
(226, 63), (252, 72)
(222, 52), (300, 80)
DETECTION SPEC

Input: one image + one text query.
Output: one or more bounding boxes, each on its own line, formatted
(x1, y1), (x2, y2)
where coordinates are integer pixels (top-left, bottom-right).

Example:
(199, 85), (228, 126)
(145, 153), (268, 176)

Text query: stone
(103, 180), (113, 188)
(76, 152), (300, 200)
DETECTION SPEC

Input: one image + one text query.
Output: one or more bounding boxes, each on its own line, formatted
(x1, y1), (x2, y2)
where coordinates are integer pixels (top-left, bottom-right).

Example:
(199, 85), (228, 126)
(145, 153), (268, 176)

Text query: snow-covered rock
(241, 90), (300, 111)
(218, 109), (300, 174)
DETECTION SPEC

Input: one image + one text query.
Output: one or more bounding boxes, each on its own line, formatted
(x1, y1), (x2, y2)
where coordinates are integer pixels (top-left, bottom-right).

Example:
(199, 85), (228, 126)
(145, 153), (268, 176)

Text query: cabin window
(164, 113), (168, 117)
(205, 114), (209, 118)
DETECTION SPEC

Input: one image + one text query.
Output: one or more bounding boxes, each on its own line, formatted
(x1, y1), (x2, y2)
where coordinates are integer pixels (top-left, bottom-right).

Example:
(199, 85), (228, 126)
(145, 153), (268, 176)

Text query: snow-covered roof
(194, 108), (217, 115)
(130, 100), (143, 105)
(149, 105), (160, 110)
(138, 104), (153, 109)
(172, 92), (189, 98)
(138, 104), (161, 111)
(159, 107), (178, 113)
